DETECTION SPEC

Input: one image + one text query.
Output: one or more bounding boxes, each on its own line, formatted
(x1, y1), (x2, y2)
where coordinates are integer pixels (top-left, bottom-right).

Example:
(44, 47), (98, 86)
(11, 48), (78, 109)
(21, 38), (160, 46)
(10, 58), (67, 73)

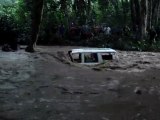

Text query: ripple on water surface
(0, 51), (29, 61)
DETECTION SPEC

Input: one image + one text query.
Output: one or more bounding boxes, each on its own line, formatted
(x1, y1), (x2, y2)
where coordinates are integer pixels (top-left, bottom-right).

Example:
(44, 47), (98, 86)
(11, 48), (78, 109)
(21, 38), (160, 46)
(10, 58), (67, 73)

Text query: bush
(0, 15), (18, 48)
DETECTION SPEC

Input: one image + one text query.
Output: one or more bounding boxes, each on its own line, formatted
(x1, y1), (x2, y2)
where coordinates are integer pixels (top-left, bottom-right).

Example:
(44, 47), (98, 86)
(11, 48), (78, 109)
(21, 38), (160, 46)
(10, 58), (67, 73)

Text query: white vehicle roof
(71, 48), (116, 54)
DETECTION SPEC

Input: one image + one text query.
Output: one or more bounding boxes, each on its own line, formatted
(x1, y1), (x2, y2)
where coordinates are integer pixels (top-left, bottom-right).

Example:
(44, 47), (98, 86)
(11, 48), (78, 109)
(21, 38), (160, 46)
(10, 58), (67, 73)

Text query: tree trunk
(122, 0), (129, 25)
(152, 0), (160, 25)
(155, 1), (160, 25)
(112, 0), (120, 23)
(134, 0), (141, 33)
(148, 0), (152, 29)
(86, 0), (91, 23)
(140, 0), (148, 40)
(25, 0), (44, 52)
(131, 0), (148, 40)
(121, 0), (126, 24)
(130, 0), (137, 31)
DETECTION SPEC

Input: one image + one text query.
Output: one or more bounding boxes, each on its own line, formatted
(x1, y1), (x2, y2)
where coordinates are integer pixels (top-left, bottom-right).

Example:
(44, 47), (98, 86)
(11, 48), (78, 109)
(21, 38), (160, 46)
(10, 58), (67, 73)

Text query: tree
(73, 0), (87, 25)
(130, 0), (141, 31)
(152, 0), (160, 25)
(121, 0), (130, 25)
(86, 0), (91, 23)
(140, 0), (148, 39)
(130, 0), (148, 40)
(25, 0), (44, 52)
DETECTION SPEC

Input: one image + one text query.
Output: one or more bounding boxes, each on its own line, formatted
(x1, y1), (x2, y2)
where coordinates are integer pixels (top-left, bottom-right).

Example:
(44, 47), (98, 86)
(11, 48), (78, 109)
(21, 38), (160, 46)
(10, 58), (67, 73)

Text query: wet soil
(1, 46), (160, 120)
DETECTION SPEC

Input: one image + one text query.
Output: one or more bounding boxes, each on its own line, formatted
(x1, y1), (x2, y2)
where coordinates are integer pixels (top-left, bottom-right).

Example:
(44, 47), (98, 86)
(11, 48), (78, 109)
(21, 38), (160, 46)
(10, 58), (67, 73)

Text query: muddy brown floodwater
(1, 46), (160, 120)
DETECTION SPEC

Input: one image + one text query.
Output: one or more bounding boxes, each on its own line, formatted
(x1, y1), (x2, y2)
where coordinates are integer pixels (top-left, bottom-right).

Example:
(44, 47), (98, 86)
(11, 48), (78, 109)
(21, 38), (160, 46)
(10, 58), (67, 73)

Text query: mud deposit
(1, 46), (160, 120)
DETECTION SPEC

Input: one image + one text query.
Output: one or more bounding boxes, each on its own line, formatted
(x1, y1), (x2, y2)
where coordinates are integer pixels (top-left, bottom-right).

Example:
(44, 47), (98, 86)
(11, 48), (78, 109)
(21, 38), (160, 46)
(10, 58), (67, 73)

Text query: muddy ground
(1, 46), (160, 120)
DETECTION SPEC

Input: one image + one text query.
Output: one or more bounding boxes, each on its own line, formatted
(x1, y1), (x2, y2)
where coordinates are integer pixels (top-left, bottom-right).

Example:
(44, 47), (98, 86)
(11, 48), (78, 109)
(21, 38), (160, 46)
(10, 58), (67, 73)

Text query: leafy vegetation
(0, 0), (160, 51)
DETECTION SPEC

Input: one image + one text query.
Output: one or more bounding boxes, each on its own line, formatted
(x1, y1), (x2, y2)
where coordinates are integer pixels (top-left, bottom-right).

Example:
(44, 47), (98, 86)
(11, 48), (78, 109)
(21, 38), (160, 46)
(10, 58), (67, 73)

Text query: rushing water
(0, 51), (29, 61)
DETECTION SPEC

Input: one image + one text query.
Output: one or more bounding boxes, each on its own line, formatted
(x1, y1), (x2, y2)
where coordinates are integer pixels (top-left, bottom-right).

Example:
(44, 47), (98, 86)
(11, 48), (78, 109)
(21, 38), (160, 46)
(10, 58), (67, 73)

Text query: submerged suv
(68, 48), (117, 65)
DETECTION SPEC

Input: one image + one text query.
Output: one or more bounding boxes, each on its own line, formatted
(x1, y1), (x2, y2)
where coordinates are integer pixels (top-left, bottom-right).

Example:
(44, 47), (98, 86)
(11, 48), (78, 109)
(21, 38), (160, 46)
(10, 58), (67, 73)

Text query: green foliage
(0, 0), (159, 51)
(0, 0), (30, 44)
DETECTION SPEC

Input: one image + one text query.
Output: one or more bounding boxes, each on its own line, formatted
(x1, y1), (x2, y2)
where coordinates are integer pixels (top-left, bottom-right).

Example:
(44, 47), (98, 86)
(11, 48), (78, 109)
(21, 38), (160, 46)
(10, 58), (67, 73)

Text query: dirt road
(1, 46), (160, 120)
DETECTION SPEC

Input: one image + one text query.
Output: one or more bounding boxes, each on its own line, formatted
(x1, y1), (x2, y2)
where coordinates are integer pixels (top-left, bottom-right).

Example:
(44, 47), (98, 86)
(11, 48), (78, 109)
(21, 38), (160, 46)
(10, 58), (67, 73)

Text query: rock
(134, 87), (142, 95)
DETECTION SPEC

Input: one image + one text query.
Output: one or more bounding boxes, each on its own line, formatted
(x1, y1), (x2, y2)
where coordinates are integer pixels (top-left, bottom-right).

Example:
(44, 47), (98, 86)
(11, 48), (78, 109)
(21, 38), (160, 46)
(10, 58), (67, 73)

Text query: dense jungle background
(0, 0), (160, 51)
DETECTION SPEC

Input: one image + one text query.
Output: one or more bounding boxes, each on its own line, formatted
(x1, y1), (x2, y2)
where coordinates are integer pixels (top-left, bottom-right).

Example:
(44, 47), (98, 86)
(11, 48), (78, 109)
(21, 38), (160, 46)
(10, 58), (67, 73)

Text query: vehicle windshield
(84, 53), (98, 63)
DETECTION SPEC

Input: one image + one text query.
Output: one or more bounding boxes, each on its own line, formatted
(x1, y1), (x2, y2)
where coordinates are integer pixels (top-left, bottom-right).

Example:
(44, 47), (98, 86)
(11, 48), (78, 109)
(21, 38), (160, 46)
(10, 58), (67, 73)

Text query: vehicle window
(101, 53), (113, 60)
(72, 53), (81, 63)
(84, 53), (98, 63)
